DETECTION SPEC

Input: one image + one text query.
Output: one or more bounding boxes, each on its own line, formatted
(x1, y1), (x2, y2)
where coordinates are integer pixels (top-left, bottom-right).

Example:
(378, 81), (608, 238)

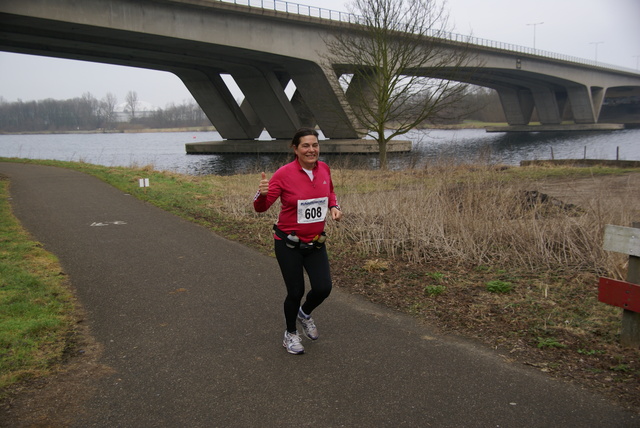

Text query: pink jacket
(254, 159), (338, 243)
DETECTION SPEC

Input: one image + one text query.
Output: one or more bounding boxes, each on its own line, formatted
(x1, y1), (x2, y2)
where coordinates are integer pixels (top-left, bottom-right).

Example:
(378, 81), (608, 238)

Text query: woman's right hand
(259, 172), (269, 196)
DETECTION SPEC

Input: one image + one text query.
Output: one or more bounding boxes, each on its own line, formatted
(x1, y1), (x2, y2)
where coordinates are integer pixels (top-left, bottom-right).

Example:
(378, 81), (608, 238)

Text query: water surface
(1, 128), (638, 175)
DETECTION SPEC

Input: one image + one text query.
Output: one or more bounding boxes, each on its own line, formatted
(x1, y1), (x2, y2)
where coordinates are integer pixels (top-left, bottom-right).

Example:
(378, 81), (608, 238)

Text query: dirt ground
(534, 172), (640, 218)
(2, 172), (640, 426)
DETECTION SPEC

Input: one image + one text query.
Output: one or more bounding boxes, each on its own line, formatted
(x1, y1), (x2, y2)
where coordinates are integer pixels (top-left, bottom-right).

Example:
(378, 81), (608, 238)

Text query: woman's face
(294, 135), (320, 169)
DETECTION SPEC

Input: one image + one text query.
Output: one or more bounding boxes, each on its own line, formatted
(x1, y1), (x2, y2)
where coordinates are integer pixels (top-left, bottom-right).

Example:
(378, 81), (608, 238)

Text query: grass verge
(0, 175), (75, 396)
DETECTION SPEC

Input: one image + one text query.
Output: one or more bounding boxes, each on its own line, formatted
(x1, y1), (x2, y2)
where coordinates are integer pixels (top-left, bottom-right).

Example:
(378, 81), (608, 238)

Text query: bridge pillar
(496, 87), (534, 125)
(566, 85), (601, 123)
(290, 90), (317, 129)
(345, 70), (377, 108)
(231, 66), (301, 139)
(175, 69), (263, 140)
(287, 63), (364, 139)
(529, 86), (562, 125)
(273, 72), (317, 129)
(591, 87), (606, 121)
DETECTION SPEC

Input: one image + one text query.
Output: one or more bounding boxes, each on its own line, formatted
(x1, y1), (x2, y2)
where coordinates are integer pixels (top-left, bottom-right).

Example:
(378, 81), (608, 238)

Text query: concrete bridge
(1, 0), (639, 153)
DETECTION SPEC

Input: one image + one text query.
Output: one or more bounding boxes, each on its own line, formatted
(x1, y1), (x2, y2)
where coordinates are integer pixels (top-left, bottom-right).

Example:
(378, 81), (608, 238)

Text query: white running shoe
(297, 312), (319, 340)
(283, 331), (304, 354)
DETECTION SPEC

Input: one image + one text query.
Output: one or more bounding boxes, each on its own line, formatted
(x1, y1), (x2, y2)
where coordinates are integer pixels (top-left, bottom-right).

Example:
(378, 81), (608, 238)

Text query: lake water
(0, 128), (638, 175)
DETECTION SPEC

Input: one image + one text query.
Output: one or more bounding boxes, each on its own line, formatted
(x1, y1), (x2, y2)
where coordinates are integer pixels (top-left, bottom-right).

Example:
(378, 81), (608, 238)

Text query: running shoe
(283, 330), (304, 354)
(297, 312), (319, 340)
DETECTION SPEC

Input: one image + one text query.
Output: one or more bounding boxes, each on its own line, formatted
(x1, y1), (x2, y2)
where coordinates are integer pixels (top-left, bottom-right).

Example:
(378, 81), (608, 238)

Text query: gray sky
(1, 0), (638, 108)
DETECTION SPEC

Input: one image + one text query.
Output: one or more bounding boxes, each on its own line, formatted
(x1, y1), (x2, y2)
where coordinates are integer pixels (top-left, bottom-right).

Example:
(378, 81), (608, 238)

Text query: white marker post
(139, 178), (150, 188)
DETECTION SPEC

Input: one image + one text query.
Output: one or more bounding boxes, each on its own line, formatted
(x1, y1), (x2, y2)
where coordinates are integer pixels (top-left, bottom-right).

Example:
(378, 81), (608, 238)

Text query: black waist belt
(273, 225), (321, 249)
(273, 224), (290, 241)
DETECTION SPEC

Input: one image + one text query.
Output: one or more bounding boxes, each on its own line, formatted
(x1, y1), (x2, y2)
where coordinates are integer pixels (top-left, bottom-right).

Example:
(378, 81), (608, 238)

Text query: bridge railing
(219, 0), (639, 75)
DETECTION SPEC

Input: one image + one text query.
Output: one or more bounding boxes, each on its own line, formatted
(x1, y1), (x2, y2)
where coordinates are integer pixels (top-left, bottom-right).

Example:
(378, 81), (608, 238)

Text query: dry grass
(196, 162), (636, 285)
(325, 164), (633, 275)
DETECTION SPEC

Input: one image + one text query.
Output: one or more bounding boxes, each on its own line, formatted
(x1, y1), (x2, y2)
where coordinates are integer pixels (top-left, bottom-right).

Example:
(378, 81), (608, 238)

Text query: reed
(204, 160), (635, 280)
(326, 163), (633, 277)
(188, 160), (638, 281)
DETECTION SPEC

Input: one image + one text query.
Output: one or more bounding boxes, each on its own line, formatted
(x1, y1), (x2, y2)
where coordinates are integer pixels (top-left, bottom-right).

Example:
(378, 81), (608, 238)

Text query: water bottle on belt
(286, 232), (299, 248)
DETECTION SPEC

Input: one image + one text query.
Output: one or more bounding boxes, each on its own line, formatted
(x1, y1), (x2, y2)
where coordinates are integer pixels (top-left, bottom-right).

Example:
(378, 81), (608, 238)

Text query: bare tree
(77, 92), (100, 129)
(99, 92), (118, 129)
(324, 0), (477, 168)
(125, 90), (139, 121)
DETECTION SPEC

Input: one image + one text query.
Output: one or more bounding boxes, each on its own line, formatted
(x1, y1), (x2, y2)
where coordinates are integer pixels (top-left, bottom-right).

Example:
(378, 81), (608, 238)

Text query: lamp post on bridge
(633, 54), (640, 71)
(526, 21), (543, 51)
(590, 41), (604, 65)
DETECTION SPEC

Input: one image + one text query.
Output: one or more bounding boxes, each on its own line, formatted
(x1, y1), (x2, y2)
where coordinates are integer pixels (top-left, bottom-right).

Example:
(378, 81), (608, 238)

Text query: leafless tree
(324, 0), (478, 168)
(125, 90), (139, 120)
(99, 92), (118, 129)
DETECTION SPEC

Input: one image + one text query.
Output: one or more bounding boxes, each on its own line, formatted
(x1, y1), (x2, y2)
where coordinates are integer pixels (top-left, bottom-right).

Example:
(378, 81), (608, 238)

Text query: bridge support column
(591, 87), (606, 121)
(496, 87), (534, 125)
(288, 63), (363, 139)
(176, 69), (263, 140)
(345, 70), (377, 109)
(530, 86), (562, 125)
(290, 90), (317, 129)
(566, 85), (600, 123)
(274, 72), (317, 129)
(231, 67), (301, 139)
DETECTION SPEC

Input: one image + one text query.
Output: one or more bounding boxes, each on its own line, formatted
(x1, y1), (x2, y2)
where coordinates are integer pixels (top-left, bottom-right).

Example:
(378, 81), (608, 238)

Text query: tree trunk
(378, 138), (388, 170)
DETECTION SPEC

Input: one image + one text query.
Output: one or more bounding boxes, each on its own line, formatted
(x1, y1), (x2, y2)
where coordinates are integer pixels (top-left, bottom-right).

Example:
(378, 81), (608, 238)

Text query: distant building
(113, 101), (159, 122)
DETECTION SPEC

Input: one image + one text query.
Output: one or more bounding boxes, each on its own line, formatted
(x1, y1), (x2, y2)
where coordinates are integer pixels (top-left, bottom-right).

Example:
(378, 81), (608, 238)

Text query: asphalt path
(1, 162), (637, 427)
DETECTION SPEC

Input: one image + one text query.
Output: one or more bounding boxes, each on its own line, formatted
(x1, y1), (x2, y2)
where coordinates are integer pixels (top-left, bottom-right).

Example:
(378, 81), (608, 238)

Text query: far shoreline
(0, 121), (505, 136)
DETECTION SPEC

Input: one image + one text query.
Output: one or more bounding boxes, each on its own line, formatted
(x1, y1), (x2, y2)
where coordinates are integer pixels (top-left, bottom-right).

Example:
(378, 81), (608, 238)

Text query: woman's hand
(331, 206), (342, 222)
(259, 172), (269, 196)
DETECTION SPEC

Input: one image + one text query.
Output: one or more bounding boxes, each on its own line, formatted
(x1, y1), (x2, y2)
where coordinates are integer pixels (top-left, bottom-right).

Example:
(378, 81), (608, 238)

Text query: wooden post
(621, 222), (640, 348)
(601, 222), (640, 348)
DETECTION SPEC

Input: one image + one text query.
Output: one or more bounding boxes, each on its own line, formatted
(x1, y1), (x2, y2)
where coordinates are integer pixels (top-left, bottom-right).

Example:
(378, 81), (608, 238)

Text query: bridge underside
(0, 7), (363, 141)
(426, 67), (639, 127)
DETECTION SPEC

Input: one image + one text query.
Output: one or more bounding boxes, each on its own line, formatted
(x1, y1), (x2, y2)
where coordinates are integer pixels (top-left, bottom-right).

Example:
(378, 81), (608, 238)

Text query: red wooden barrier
(598, 277), (640, 313)
(600, 223), (640, 348)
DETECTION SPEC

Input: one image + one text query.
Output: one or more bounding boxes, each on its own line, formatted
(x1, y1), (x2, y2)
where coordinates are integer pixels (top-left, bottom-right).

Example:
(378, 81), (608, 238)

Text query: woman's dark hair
(291, 127), (319, 148)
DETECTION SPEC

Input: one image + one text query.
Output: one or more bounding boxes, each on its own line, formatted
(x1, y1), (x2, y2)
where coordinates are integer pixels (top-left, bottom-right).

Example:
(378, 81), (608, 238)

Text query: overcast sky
(1, 0), (638, 108)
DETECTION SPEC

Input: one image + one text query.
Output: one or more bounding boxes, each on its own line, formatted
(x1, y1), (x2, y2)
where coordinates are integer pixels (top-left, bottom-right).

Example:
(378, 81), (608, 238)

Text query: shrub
(486, 280), (514, 293)
(424, 285), (446, 296)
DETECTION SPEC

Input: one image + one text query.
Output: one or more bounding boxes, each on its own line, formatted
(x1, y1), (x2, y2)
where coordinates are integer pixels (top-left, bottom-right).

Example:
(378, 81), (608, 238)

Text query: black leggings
(274, 239), (332, 333)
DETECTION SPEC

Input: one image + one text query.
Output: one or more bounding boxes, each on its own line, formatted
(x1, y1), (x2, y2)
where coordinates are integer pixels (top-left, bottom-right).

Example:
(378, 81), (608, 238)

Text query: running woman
(254, 127), (342, 354)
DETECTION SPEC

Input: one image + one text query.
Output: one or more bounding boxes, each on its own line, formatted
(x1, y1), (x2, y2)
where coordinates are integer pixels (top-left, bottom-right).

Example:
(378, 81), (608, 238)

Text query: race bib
(297, 197), (328, 224)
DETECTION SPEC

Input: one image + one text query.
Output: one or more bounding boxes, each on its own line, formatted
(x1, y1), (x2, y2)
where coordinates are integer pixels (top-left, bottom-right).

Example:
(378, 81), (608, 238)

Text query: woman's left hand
(331, 207), (342, 222)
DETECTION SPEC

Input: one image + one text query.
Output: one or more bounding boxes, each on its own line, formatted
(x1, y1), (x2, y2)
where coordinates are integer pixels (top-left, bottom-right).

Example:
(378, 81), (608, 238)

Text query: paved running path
(1, 162), (637, 427)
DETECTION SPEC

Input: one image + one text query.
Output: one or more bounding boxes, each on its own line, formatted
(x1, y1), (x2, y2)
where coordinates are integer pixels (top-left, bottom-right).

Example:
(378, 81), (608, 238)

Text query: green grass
(424, 285), (446, 296)
(536, 337), (567, 349)
(486, 280), (515, 293)
(0, 177), (75, 394)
